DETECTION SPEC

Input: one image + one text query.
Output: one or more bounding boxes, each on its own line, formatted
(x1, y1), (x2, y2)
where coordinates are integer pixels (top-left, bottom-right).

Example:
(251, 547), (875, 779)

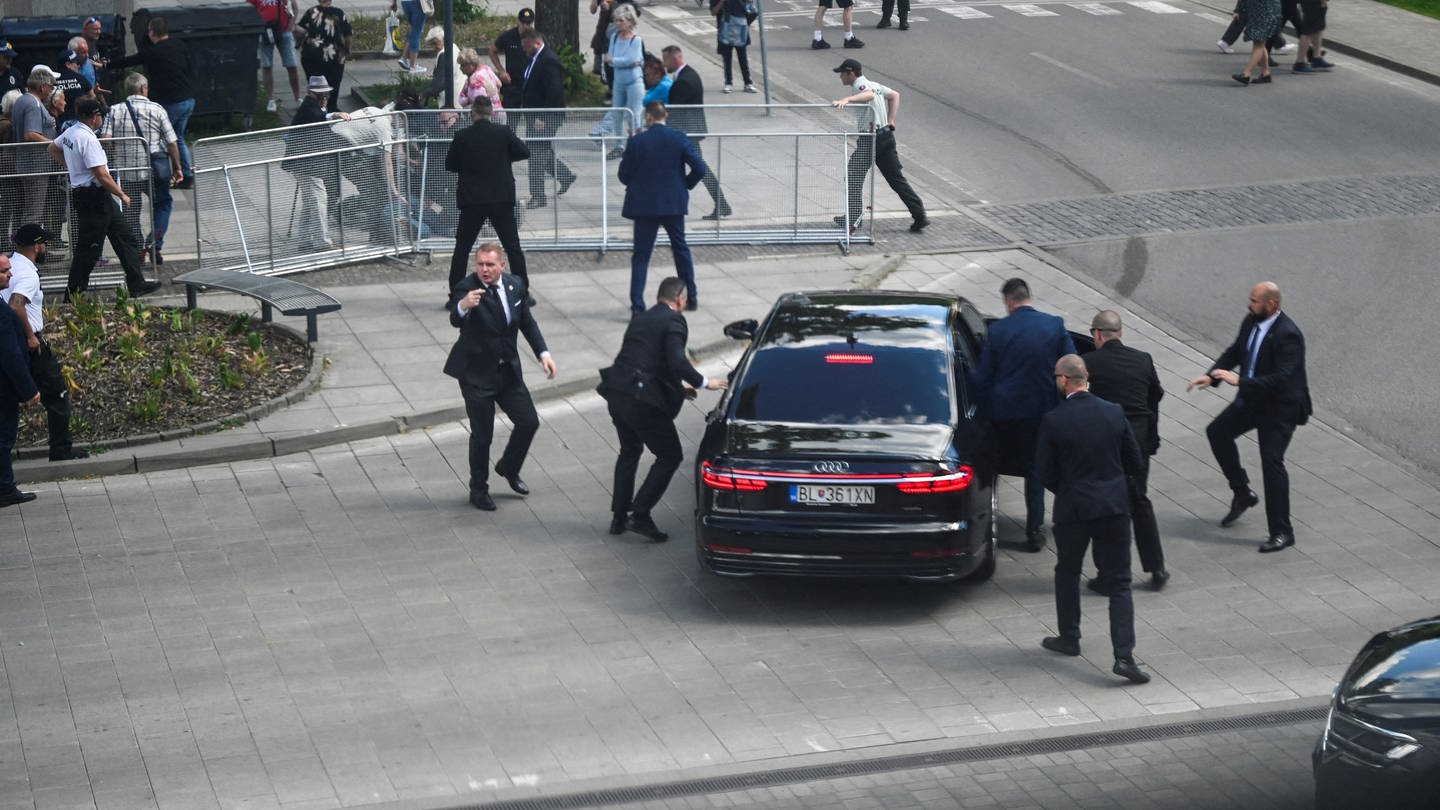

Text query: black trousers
(29, 337), (73, 456)
(1206, 401), (1296, 538)
(66, 186), (148, 296)
(1129, 454), (1164, 572)
(1054, 514), (1136, 659)
(879, 0), (910, 22)
(846, 129), (926, 225)
(460, 368), (539, 495)
(607, 396), (683, 518)
(526, 137), (575, 200)
(689, 136), (728, 213)
(449, 203), (527, 295)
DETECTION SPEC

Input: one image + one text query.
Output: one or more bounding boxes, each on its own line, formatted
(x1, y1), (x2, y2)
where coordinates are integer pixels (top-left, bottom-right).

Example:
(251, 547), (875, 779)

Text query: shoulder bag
(125, 99), (172, 185)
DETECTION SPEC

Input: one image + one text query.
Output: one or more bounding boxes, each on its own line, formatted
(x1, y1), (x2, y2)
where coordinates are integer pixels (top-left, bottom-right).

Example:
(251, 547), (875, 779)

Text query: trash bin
(0, 14), (127, 81)
(131, 4), (262, 119)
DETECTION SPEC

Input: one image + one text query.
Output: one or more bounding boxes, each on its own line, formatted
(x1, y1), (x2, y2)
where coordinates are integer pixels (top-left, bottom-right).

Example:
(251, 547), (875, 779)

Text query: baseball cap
(30, 64), (58, 80)
(0, 41), (17, 57)
(518, 8), (536, 23)
(833, 58), (862, 74)
(60, 49), (81, 64)
(13, 224), (59, 247)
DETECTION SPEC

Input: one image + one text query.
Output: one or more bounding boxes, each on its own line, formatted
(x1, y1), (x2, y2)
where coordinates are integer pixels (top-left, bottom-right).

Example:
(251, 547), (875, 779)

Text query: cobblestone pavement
(976, 174), (1440, 245)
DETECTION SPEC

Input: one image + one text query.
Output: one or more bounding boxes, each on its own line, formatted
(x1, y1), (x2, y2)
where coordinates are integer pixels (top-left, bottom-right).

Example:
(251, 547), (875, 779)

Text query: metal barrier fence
(192, 103), (876, 276)
(1, 136), (156, 292)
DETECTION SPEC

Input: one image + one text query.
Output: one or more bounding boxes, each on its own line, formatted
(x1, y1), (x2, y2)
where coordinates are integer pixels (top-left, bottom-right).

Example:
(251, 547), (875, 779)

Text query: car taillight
(701, 461), (768, 492)
(895, 466), (973, 494)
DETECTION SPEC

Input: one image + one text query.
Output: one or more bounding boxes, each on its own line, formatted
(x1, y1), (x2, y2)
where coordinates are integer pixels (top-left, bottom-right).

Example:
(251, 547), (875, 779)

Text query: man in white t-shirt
(48, 98), (159, 298)
(1, 224), (87, 461)
(829, 58), (928, 235)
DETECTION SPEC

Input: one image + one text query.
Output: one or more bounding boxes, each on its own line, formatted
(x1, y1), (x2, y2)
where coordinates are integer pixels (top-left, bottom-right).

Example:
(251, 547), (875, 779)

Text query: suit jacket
(1, 305), (37, 405)
(617, 123), (707, 219)
(972, 306), (1076, 421)
(1210, 311), (1312, 426)
(598, 303), (705, 418)
(666, 64), (707, 138)
(1085, 339), (1164, 455)
(446, 118), (529, 207)
(443, 272), (548, 395)
(520, 45), (567, 135)
(1035, 392), (1142, 524)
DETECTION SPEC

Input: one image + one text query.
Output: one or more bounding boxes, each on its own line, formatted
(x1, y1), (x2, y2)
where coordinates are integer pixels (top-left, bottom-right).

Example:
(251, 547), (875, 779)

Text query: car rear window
(732, 302), (952, 425)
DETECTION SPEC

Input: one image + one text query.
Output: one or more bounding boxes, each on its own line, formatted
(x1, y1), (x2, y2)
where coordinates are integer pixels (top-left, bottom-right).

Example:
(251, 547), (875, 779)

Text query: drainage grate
(446, 704), (1327, 810)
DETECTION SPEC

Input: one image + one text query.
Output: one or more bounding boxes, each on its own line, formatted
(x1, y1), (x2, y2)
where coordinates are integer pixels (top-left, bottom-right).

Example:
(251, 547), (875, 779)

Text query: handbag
(718, 14), (749, 47)
(125, 100), (172, 185)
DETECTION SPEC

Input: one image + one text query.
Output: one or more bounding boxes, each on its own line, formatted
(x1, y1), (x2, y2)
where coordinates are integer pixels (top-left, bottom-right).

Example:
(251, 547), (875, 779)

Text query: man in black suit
(661, 45), (730, 220)
(446, 96), (530, 304)
(1084, 310), (1168, 592)
(1036, 354), (1150, 685)
(443, 243), (558, 511)
(1188, 281), (1311, 553)
(619, 102), (708, 316)
(519, 29), (575, 209)
(599, 277), (726, 541)
(0, 255), (40, 508)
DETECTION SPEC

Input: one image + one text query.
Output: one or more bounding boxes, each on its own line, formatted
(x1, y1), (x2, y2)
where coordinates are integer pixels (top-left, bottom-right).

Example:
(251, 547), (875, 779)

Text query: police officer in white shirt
(47, 98), (160, 299)
(830, 58), (929, 235)
(2, 224), (87, 461)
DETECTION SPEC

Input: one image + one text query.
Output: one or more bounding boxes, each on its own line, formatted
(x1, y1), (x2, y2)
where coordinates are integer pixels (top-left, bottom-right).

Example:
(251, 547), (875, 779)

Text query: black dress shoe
(1024, 528), (1045, 553)
(1041, 636), (1080, 656)
(608, 513), (627, 535)
(701, 207), (732, 220)
(558, 176), (575, 197)
(1259, 533), (1295, 553)
(469, 491), (496, 511)
(131, 281), (162, 297)
(909, 217), (930, 233)
(876, 17), (892, 28)
(1086, 576), (1110, 596)
(1220, 489), (1259, 526)
(1151, 569), (1170, 590)
(685, 296), (698, 311)
(526, 196), (549, 209)
(627, 513), (669, 542)
(898, 19), (910, 30)
(494, 464), (529, 496)
(0, 490), (38, 508)
(1113, 657), (1151, 684)
(49, 448), (90, 462)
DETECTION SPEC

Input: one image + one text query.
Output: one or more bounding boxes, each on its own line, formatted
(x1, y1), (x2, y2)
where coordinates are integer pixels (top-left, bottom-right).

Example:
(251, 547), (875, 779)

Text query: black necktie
(486, 283), (506, 324)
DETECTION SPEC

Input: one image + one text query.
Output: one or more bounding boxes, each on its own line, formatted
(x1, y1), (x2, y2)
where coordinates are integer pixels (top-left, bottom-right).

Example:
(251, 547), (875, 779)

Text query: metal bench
(172, 268), (341, 342)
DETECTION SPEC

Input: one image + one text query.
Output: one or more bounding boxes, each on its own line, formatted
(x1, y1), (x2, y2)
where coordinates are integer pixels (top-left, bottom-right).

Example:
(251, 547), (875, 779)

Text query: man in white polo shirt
(829, 57), (928, 235)
(48, 98), (160, 299)
(2, 224), (87, 461)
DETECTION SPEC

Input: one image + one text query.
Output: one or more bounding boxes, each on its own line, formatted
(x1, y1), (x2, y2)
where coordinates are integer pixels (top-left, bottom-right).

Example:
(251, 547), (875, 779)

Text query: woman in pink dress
(457, 47), (504, 123)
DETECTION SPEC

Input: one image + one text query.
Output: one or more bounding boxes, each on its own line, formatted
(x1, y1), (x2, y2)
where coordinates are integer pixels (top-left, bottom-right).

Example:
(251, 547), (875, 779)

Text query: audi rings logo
(813, 461), (851, 473)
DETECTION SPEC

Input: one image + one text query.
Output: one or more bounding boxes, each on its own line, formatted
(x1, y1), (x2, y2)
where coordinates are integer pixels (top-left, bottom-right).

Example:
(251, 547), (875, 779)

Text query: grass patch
(1377, 0), (1440, 17)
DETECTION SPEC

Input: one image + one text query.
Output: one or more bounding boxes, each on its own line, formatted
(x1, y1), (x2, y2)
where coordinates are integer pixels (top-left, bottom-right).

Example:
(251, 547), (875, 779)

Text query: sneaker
(811, 38), (831, 49)
(1310, 57), (1335, 70)
(744, 83), (758, 93)
(265, 98), (278, 112)
(723, 84), (733, 93)
(398, 58), (411, 70)
(1216, 39), (1234, 54)
(409, 65), (429, 74)
(1293, 62), (1316, 73)
(1254, 74), (1272, 84)
(844, 36), (865, 49)
(1274, 42), (1296, 53)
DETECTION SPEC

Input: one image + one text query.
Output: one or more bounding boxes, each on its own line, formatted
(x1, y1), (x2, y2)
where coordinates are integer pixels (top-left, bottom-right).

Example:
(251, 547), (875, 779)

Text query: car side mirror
(723, 319), (758, 341)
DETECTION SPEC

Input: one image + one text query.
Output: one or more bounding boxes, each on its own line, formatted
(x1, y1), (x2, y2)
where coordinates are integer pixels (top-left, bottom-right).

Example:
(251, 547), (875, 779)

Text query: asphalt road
(635, 0), (1440, 480)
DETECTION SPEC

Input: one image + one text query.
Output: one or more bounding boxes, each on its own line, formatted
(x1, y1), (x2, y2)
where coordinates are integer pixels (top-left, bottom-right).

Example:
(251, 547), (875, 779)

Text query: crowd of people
(1220, 0), (1335, 85)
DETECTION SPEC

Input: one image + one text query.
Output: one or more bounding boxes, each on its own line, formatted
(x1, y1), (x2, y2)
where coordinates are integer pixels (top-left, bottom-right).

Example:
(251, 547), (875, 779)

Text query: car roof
(758, 291), (968, 347)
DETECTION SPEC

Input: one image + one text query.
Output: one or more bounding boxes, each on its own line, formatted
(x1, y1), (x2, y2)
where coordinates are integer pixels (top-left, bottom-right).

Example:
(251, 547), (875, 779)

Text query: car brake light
(701, 461), (768, 492)
(896, 466), (973, 494)
(824, 353), (873, 364)
(706, 544), (753, 554)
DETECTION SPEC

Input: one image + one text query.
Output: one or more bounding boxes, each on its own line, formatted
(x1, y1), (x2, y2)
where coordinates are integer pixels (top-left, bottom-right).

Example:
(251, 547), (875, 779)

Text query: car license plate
(791, 484), (875, 505)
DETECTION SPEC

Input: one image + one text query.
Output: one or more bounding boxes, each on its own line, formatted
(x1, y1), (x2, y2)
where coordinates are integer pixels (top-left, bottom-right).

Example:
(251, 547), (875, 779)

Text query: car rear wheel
(963, 482), (998, 582)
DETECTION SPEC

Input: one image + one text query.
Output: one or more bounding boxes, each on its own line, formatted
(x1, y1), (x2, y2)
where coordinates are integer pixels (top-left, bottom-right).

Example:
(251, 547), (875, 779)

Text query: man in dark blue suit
(618, 101), (707, 316)
(1036, 354), (1150, 685)
(1188, 281), (1311, 553)
(0, 255), (41, 508)
(443, 243), (558, 511)
(973, 278), (1075, 551)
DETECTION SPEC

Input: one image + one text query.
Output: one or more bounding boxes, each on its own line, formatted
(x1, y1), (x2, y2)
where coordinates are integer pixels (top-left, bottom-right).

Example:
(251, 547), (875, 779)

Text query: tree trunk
(536, 0), (581, 54)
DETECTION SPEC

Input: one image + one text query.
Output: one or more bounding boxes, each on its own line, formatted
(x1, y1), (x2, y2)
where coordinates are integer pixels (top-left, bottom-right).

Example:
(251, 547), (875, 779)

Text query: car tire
(963, 483), (999, 582)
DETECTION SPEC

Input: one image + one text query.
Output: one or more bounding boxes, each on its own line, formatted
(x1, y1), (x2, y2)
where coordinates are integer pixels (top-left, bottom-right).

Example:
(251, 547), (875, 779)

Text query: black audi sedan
(694, 290), (998, 582)
(1314, 615), (1440, 810)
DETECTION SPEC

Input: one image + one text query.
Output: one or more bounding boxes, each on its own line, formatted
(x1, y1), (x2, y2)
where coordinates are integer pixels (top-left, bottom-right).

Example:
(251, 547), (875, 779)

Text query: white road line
(1070, 2), (1124, 14)
(1030, 52), (1116, 87)
(1005, 4), (1063, 16)
(936, 5), (995, 18)
(1127, 0), (1188, 13)
(1195, 11), (1232, 24)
